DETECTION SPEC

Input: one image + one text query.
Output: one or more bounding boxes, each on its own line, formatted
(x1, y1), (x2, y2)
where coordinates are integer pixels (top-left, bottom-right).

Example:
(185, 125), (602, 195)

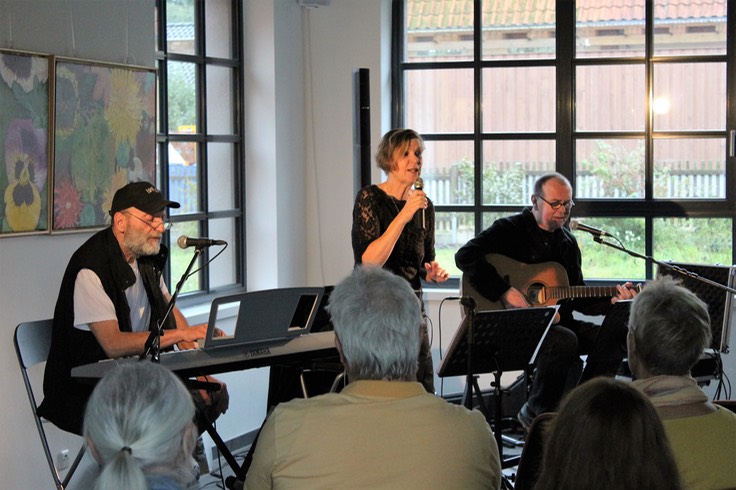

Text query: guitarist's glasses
(536, 194), (575, 210)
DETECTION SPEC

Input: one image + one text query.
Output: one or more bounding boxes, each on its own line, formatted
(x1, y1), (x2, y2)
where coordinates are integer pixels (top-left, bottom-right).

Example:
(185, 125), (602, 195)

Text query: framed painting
(52, 58), (157, 231)
(0, 49), (51, 236)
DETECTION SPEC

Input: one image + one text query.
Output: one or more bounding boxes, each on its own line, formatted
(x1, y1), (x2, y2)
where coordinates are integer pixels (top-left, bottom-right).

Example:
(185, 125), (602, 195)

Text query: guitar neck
(547, 285), (619, 301)
(466, 254), (638, 309)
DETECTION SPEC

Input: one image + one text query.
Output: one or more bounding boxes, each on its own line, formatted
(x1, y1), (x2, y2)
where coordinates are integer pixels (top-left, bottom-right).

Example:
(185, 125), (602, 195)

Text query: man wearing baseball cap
(39, 181), (228, 437)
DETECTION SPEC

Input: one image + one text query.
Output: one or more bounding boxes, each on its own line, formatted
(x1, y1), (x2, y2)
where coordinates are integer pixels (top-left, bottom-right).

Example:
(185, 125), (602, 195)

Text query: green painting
(52, 59), (156, 231)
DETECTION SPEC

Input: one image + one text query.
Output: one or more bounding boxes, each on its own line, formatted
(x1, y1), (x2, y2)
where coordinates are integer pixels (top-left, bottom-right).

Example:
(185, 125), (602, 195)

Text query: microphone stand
(461, 296), (477, 411)
(136, 245), (236, 479)
(140, 246), (203, 362)
(590, 236), (736, 295)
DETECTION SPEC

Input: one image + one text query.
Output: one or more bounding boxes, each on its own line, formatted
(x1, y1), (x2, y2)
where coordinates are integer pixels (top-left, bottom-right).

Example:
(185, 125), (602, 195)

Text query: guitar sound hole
(526, 284), (547, 306)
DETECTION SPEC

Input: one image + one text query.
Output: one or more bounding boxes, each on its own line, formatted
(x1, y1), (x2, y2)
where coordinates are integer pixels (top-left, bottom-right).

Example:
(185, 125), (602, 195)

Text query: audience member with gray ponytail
(83, 362), (198, 490)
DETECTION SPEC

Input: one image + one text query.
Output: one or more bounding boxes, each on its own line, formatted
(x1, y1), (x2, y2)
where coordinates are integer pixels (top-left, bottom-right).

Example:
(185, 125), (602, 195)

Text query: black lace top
(351, 185), (436, 292)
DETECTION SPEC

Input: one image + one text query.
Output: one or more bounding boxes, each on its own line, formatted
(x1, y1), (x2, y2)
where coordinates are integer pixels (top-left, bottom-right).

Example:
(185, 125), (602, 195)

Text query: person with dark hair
(245, 266), (501, 489)
(38, 181), (228, 436)
(352, 128), (450, 393)
(628, 276), (736, 489)
(84, 362), (199, 490)
(455, 172), (636, 428)
(535, 377), (683, 490)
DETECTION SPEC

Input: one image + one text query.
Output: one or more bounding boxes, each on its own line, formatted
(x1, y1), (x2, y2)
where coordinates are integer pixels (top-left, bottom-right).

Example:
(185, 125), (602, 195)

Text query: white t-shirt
(73, 262), (169, 332)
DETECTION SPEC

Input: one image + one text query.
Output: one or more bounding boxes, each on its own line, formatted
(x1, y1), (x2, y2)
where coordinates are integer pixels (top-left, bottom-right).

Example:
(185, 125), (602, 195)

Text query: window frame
(155, 0), (246, 299)
(392, 0), (736, 283)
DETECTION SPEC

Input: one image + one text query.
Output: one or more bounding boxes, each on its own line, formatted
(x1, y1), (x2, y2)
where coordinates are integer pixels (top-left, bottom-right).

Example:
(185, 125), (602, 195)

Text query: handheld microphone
(177, 235), (227, 249)
(414, 177), (425, 230)
(569, 219), (611, 238)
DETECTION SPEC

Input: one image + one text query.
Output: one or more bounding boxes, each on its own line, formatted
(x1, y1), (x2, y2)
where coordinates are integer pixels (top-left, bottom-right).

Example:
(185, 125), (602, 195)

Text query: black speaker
(657, 262), (736, 352)
(353, 68), (371, 196)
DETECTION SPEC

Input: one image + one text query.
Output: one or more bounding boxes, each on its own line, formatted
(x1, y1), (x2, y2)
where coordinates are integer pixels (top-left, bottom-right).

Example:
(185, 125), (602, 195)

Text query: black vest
(38, 227), (175, 434)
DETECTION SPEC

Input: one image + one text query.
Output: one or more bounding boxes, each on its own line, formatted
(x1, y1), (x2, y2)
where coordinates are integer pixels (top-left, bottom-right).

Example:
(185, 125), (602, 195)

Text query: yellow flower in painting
(4, 119), (46, 231)
(101, 168), (129, 224)
(105, 69), (143, 149)
(4, 154), (41, 231)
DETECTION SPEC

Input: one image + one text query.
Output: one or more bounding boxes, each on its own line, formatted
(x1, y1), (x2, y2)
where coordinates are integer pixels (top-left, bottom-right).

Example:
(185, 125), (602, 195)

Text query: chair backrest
(713, 400), (736, 413)
(513, 412), (555, 490)
(15, 319), (54, 370)
(14, 319), (84, 490)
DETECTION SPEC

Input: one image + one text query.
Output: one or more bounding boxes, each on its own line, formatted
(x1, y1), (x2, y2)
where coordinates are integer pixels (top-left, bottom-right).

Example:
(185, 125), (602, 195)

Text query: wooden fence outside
(170, 161), (725, 244)
(422, 161), (726, 204)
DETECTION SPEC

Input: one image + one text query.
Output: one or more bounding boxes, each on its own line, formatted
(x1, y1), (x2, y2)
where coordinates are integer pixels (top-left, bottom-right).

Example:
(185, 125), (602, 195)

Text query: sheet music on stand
(438, 306), (557, 378)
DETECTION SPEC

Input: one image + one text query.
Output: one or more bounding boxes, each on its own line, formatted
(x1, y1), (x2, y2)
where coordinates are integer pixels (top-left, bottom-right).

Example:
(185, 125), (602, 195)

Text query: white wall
(299, 0), (391, 286)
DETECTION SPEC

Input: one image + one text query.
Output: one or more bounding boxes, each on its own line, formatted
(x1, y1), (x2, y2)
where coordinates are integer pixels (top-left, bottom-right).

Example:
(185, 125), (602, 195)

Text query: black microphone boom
(177, 235), (227, 249)
(569, 219), (611, 238)
(414, 177), (425, 230)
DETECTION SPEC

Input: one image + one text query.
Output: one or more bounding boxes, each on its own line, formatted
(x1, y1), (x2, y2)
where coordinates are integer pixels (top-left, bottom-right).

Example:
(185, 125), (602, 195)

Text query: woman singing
(351, 128), (449, 392)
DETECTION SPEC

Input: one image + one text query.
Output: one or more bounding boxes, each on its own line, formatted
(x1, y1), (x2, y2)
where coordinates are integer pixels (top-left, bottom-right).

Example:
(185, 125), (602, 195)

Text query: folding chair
(714, 400), (736, 414)
(14, 319), (86, 490)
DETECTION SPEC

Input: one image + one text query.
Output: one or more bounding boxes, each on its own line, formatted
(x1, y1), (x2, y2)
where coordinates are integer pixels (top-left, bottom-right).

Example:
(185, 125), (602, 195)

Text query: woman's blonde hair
(375, 128), (424, 173)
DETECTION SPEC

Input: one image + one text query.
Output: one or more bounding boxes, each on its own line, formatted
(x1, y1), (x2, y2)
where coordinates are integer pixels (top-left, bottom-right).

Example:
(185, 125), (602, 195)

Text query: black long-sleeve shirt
(455, 208), (608, 323)
(352, 185), (435, 292)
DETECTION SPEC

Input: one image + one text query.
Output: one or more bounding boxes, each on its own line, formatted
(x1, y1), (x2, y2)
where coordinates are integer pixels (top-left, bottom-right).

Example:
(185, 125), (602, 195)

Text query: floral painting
(52, 59), (156, 231)
(0, 50), (50, 235)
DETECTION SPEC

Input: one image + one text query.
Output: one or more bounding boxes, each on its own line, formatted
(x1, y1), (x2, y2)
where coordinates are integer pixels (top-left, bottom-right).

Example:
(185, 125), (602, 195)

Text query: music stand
(657, 262), (735, 353)
(438, 306), (557, 467)
(646, 262), (734, 384)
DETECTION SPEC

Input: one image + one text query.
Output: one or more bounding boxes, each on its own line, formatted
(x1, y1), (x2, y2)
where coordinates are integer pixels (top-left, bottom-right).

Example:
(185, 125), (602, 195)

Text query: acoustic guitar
(461, 253), (637, 312)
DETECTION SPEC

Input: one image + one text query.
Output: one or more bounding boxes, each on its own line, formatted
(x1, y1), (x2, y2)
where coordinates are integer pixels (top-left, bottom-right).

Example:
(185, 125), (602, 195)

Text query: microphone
(414, 177), (425, 229)
(569, 219), (611, 238)
(459, 296), (477, 309)
(177, 235), (227, 249)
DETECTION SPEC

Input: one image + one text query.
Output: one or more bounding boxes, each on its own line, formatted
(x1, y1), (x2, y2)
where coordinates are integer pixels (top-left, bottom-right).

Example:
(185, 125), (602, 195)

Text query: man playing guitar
(455, 172), (636, 430)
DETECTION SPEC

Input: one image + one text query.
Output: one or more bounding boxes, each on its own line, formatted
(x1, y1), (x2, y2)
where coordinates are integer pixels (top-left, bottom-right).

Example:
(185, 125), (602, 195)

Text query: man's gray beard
(124, 233), (161, 258)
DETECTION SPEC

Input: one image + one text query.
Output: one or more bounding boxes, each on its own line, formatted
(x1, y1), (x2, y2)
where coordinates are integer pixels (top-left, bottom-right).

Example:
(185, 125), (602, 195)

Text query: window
(155, 0), (244, 295)
(394, 0), (733, 281)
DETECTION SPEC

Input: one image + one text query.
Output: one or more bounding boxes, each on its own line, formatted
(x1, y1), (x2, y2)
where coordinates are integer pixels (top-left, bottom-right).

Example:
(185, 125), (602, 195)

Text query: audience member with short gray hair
(327, 264), (422, 383)
(83, 362), (199, 490)
(245, 265), (501, 489)
(628, 275), (736, 489)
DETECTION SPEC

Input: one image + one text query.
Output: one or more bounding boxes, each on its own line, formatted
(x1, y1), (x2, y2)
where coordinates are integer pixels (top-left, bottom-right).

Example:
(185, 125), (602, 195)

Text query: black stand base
(459, 373), (527, 468)
(196, 412), (244, 481)
(186, 378), (245, 482)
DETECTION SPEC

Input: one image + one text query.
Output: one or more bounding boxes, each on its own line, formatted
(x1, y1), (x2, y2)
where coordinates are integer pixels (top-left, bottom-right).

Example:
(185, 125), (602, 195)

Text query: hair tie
(121, 446), (132, 455)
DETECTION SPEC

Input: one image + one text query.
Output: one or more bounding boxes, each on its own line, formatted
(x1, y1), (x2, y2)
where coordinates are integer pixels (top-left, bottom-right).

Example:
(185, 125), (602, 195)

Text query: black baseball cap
(109, 181), (180, 216)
